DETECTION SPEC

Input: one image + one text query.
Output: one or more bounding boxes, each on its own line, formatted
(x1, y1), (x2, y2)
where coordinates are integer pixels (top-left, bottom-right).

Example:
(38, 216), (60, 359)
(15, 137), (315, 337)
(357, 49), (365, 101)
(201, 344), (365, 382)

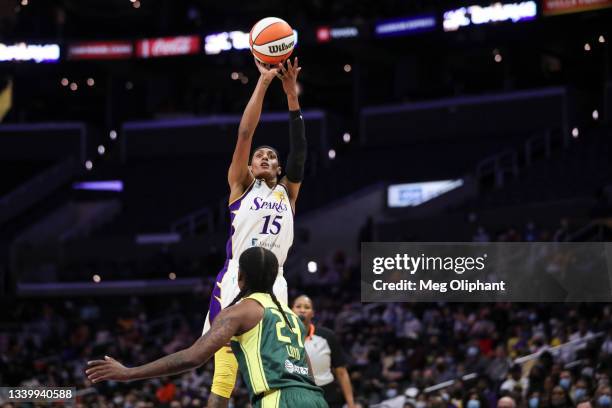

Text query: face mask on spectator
(467, 346), (479, 357)
(416, 402), (426, 408)
(386, 389), (398, 398)
(559, 378), (571, 389)
(467, 399), (480, 408)
(574, 388), (586, 401)
(599, 395), (612, 407)
(529, 397), (539, 408)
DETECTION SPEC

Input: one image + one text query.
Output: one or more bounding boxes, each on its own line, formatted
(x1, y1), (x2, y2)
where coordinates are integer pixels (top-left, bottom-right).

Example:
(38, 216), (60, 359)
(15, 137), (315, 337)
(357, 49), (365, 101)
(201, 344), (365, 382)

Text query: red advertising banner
(68, 41), (133, 60)
(543, 0), (612, 15)
(316, 27), (331, 43)
(135, 36), (201, 58)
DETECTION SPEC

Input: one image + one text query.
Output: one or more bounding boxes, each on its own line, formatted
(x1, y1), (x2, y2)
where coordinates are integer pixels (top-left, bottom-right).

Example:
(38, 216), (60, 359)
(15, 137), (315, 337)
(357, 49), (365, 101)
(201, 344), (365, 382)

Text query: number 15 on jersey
(260, 215), (283, 235)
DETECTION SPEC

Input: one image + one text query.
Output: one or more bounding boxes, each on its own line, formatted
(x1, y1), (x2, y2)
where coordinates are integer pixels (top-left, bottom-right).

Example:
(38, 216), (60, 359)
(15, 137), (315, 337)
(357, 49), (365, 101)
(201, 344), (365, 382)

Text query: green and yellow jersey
(230, 293), (322, 404)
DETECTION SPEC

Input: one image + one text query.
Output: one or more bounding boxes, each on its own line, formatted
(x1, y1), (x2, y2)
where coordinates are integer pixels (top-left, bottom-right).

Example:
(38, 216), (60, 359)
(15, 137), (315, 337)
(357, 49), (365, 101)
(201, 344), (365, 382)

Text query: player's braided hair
(227, 247), (293, 331)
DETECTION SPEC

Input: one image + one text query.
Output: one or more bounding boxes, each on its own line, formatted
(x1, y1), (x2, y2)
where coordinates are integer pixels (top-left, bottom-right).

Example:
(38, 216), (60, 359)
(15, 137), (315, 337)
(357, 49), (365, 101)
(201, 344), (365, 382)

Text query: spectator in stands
(4, 291), (612, 407)
(573, 378), (592, 404)
(497, 396), (516, 408)
(464, 343), (489, 374)
(400, 310), (422, 340)
(559, 370), (573, 392)
(473, 226), (491, 242)
(524, 221), (538, 242)
(500, 365), (528, 396)
(464, 389), (488, 408)
(487, 345), (511, 383)
(601, 328), (612, 355)
(595, 385), (612, 407)
(434, 356), (456, 383)
(527, 391), (541, 408)
(382, 347), (408, 383)
(548, 385), (574, 408)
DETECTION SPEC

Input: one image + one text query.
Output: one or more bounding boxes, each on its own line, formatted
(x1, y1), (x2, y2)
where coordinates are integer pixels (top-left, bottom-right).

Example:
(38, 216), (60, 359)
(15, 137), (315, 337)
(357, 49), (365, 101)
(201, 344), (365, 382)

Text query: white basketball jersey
(227, 179), (294, 266)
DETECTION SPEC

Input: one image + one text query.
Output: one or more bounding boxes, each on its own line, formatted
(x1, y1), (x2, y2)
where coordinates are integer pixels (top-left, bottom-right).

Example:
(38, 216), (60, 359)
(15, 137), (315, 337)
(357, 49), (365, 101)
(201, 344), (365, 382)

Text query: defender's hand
(86, 356), (131, 383)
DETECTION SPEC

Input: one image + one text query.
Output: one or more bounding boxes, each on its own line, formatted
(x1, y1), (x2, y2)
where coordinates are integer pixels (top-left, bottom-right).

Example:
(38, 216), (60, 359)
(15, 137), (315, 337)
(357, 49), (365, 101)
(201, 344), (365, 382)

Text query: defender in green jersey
(86, 247), (328, 408)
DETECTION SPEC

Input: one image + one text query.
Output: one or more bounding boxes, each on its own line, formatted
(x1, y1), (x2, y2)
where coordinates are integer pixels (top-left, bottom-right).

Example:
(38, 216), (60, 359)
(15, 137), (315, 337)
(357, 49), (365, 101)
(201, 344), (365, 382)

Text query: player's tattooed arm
(86, 308), (242, 383)
(188, 311), (240, 364)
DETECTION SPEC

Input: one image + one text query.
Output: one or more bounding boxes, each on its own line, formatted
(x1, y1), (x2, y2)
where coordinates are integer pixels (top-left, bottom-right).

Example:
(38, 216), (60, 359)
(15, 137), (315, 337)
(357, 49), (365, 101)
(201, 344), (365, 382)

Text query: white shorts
(202, 259), (288, 334)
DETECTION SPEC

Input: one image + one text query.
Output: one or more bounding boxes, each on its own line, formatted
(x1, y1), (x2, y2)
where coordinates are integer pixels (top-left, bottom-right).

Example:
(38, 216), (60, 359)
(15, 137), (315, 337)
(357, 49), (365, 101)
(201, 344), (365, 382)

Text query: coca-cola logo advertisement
(136, 36), (201, 58)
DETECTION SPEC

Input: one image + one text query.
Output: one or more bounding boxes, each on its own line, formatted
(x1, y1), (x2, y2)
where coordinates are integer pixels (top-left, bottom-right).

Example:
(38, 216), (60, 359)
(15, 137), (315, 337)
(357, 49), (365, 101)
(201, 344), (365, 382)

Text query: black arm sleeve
(285, 109), (306, 183)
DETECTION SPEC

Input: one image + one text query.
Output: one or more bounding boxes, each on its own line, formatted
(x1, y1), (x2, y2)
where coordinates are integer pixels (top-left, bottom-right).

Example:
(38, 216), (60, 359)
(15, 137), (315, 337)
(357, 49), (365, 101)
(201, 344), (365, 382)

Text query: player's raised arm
(228, 59), (280, 202)
(85, 301), (260, 383)
(278, 57), (306, 210)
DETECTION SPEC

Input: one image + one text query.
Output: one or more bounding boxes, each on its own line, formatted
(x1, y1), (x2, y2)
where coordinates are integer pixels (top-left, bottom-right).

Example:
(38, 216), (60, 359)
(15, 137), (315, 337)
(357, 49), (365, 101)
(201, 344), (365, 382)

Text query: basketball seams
(251, 34), (295, 57)
(250, 17), (284, 41)
(253, 22), (286, 45)
(256, 32), (294, 47)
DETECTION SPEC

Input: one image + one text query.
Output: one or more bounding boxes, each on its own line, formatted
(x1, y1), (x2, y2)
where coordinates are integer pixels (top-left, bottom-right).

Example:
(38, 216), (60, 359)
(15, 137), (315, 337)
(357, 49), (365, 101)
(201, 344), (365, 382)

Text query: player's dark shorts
(253, 386), (329, 408)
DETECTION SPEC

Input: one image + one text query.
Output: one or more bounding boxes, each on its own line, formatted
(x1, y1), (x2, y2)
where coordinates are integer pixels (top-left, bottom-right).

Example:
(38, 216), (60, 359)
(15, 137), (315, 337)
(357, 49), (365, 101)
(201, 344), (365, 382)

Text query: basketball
(249, 17), (296, 65)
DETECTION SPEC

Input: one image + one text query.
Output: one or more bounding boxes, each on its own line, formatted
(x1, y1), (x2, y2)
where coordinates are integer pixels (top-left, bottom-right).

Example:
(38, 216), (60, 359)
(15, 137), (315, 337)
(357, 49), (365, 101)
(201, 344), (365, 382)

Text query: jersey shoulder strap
(244, 292), (277, 309)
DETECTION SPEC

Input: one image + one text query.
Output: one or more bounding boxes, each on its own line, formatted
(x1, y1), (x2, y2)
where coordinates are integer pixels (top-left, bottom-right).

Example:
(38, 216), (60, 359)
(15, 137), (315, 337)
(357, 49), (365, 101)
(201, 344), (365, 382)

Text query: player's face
(250, 148), (281, 179)
(292, 296), (314, 324)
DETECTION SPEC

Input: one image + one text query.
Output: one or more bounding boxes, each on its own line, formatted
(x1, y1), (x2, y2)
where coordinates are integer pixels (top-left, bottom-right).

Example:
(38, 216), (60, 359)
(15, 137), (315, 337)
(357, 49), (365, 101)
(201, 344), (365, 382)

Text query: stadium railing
(0, 157), (79, 225)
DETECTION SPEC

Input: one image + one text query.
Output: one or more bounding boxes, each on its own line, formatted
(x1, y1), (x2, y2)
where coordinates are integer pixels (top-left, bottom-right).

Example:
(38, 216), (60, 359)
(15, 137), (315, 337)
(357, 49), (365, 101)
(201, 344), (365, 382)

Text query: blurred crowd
(2, 265), (612, 408)
(471, 219), (572, 243)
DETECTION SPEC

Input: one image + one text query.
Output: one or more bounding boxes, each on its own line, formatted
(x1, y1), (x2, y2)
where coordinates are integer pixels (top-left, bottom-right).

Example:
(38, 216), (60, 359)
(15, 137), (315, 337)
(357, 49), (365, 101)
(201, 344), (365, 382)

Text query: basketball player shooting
(203, 57), (306, 408)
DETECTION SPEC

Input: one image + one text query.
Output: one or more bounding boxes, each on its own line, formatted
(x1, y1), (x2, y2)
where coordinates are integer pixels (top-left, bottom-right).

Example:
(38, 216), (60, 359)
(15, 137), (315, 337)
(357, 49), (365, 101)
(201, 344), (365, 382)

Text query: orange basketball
(249, 17), (296, 65)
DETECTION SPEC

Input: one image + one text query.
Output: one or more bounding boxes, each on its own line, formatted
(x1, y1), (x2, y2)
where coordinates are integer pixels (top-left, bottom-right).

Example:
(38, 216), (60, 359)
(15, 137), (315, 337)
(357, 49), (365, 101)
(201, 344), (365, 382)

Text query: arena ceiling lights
(443, 1), (537, 32)
(0, 42), (60, 63)
(72, 180), (124, 192)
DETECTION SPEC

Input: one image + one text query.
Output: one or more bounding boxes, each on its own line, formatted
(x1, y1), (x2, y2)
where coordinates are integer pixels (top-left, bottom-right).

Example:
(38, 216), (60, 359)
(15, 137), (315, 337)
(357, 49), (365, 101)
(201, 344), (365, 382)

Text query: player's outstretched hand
(254, 58), (279, 85)
(278, 57), (301, 96)
(86, 355), (131, 383)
